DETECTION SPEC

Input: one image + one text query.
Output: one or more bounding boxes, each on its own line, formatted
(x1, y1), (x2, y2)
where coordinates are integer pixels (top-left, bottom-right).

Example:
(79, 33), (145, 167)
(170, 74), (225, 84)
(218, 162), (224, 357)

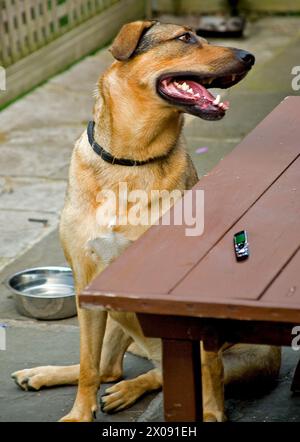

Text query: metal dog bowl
(7, 267), (76, 320)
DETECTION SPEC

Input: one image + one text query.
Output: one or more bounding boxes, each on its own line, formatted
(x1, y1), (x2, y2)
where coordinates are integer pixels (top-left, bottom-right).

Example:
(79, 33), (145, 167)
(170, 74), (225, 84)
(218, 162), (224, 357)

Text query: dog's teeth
(232, 74), (236, 81)
(187, 88), (194, 94)
(195, 93), (200, 98)
(213, 94), (221, 105)
(219, 102), (227, 110)
(174, 81), (182, 89)
(182, 82), (189, 91)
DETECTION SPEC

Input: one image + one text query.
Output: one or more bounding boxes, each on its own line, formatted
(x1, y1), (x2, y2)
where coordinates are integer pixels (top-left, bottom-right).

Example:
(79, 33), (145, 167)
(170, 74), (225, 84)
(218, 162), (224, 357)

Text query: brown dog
(12, 21), (281, 422)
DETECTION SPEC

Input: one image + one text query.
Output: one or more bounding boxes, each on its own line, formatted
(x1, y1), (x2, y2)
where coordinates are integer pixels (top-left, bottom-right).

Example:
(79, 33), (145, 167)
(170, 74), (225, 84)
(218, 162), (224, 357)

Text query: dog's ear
(110, 20), (156, 61)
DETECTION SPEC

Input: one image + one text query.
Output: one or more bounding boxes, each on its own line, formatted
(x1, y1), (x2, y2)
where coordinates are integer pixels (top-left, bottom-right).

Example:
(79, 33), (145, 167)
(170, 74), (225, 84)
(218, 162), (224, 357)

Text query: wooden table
(79, 96), (300, 421)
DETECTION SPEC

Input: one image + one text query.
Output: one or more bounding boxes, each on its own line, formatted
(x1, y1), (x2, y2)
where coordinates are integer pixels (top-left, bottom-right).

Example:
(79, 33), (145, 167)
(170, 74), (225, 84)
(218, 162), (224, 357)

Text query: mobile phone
(234, 230), (249, 261)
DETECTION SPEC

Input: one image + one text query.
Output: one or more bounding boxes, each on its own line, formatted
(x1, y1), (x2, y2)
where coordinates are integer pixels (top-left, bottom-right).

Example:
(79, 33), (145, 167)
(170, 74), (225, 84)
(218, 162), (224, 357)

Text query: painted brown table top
(79, 96), (300, 324)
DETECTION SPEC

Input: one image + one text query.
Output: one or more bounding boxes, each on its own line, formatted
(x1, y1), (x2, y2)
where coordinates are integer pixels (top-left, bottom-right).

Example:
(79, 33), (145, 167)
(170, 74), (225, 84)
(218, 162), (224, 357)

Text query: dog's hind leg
(100, 311), (162, 413)
(100, 315), (133, 383)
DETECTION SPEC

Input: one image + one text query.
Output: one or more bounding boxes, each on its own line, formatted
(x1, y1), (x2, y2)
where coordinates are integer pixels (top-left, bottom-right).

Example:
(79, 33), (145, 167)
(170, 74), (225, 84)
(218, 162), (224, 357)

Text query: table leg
(291, 357), (300, 393)
(162, 339), (203, 422)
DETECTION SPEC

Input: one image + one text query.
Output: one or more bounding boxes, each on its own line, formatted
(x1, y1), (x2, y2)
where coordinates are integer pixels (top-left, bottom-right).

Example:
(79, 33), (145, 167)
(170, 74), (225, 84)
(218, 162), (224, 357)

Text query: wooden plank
(261, 248), (300, 305)
(162, 339), (202, 422)
(0, 5), (11, 65)
(139, 314), (298, 348)
(33, 1), (45, 47)
(83, 97), (300, 297)
(0, 0), (146, 107)
(14, 0), (29, 58)
(66, 0), (75, 29)
(96, 0), (105, 13)
(50, 0), (59, 35)
(79, 0), (88, 22)
(3, 0), (20, 62)
(70, 0), (81, 25)
(24, 0), (37, 52)
(89, 0), (97, 16)
(81, 292), (300, 323)
(41, 0), (53, 42)
(172, 156), (300, 301)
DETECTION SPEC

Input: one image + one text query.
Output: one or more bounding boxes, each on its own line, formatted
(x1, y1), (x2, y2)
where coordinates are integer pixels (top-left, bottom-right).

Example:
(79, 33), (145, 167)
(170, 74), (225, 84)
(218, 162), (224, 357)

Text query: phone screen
(235, 232), (246, 244)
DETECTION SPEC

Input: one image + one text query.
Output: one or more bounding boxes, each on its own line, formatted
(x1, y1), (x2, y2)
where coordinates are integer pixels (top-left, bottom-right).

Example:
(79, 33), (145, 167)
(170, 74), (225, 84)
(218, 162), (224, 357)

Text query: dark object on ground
(196, 16), (245, 39)
(196, 0), (245, 39)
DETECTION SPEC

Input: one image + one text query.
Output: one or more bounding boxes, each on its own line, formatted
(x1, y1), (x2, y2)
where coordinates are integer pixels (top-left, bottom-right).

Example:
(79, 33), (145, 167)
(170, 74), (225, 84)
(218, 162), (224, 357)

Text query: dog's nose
(233, 49), (255, 67)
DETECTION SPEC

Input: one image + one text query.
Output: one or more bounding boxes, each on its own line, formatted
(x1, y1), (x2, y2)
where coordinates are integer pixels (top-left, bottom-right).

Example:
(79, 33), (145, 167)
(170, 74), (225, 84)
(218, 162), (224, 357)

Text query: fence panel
(0, 0), (146, 107)
(0, 0), (121, 67)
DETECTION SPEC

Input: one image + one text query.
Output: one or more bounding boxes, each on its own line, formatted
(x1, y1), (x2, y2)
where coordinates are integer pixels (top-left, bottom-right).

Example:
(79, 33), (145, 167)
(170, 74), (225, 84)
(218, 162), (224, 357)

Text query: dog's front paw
(203, 411), (227, 422)
(100, 380), (140, 413)
(11, 368), (43, 391)
(60, 403), (98, 422)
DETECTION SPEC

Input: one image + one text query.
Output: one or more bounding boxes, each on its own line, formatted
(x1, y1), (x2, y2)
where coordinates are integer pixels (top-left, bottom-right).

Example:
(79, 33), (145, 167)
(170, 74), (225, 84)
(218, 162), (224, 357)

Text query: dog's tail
(223, 344), (281, 387)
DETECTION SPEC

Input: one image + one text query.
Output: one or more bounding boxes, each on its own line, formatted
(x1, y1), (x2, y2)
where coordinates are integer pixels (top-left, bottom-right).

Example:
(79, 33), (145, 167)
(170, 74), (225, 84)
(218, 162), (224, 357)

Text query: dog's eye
(177, 33), (196, 44)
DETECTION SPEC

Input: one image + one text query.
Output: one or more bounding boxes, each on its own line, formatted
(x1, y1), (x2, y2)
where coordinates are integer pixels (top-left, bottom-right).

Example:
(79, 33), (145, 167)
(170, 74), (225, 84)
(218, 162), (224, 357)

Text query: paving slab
(243, 34), (300, 93)
(0, 144), (73, 179)
(0, 324), (155, 422)
(185, 136), (240, 177)
(0, 211), (58, 264)
(0, 177), (66, 212)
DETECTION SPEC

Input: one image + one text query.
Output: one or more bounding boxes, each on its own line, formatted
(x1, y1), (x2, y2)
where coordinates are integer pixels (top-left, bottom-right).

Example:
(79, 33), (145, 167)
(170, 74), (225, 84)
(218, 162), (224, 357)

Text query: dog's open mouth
(157, 71), (247, 120)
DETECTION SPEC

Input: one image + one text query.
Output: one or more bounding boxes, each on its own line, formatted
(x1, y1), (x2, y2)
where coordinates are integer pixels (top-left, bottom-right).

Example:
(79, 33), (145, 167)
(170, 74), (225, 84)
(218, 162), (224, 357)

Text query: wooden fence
(0, 0), (147, 107)
(0, 1), (122, 68)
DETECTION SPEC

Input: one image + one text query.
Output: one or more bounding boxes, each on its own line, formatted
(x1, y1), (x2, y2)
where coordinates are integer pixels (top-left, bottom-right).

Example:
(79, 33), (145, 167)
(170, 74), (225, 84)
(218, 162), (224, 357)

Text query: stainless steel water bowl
(7, 267), (76, 320)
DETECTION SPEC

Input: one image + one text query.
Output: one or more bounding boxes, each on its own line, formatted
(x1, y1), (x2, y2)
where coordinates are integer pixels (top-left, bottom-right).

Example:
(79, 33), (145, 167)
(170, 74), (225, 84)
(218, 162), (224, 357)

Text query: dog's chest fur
(60, 132), (190, 269)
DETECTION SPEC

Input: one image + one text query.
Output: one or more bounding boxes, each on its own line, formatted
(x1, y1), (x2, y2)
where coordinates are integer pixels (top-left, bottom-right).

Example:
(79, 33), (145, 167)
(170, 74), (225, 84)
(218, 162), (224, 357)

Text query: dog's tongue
(161, 79), (229, 111)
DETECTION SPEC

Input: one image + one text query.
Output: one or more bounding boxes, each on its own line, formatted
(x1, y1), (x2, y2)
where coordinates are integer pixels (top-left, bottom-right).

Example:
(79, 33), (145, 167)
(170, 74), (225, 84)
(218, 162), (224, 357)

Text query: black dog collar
(87, 121), (173, 166)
